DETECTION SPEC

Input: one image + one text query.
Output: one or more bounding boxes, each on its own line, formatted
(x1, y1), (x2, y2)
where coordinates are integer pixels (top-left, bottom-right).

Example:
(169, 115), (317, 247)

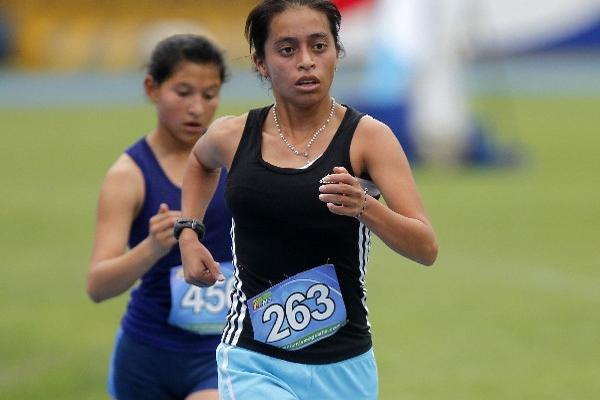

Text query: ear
(253, 53), (269, 79)
(144, 75), (159, 102)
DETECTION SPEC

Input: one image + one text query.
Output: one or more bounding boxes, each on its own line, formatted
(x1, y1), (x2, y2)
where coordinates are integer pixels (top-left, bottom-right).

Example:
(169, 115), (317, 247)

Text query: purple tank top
(121, 137), (232, 352)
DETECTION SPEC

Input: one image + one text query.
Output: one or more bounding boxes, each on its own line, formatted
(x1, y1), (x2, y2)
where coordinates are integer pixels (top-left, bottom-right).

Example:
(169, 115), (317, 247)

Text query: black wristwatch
(173, 218), (206, 241)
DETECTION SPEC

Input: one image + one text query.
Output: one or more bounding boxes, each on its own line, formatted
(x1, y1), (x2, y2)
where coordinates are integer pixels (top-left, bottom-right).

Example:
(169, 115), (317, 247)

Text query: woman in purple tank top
(86, 34), (230, 400)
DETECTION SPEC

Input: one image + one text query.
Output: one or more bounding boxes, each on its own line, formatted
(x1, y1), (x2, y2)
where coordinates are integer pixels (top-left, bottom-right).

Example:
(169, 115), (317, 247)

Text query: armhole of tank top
(122, 151), (147, 221)
(125, 139), (149, 191)
(354, 113), (376, 183)
(228, 107), (269, 175)
(338, 106), (366, 178)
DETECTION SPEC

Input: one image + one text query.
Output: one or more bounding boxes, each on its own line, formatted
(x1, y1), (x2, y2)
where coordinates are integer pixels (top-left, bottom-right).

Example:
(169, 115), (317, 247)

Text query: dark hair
(245, 0), (343, 61)
(147, 34), (228, 85)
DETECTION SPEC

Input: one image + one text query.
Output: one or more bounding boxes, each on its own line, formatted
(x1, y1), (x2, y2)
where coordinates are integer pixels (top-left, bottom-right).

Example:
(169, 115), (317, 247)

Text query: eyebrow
(173, 83), (220, 91)
(203, 85), (221, 92)
(273, 32), (329, 46)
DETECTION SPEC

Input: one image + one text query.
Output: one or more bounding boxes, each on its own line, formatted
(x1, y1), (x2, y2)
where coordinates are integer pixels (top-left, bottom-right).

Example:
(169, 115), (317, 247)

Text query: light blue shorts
(216, 343), (378, 400)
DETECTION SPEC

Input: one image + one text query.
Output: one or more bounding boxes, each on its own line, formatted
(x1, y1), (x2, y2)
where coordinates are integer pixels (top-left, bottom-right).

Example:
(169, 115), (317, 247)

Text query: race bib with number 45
(247, 264), (347, 351)
(168, 262), (235, 335)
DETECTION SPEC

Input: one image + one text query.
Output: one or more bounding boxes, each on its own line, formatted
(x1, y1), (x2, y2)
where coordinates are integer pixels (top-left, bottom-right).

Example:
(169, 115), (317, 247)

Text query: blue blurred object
(349, 100), (417, 164)
(364, 45), (412, 104)
(349, 100), (518, 167)
(0, 11), (12, 61)
(530, 15), (600, 52)
(464, 120), (522, 167)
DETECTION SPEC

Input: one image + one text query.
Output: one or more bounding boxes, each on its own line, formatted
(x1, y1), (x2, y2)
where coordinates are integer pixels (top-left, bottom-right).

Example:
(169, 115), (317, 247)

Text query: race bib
(168, 262), (235, 335)
(247, 264), (347, 351)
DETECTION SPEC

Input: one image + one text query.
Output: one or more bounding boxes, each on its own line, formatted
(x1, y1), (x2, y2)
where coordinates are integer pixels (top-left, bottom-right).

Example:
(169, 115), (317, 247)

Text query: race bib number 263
(247, 264), (347, 351)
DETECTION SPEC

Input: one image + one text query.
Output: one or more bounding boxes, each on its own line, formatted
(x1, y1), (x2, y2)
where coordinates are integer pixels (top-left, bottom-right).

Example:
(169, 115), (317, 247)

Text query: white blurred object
(364, 0), (429, 102)
(337, 2), (373, 65)
(340, 0), (600, 165)
(352, 0), (472, 165)
(340, 0), (600, 62)
(409, 0), (600, 165)
(408, 0), (472, 166)
(472, 0), (600, 53)
(138, 20), (214, 62)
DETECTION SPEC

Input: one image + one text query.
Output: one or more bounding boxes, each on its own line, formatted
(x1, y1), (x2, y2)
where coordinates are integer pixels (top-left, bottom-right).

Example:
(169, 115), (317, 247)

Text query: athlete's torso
(223, 106), (373, 364)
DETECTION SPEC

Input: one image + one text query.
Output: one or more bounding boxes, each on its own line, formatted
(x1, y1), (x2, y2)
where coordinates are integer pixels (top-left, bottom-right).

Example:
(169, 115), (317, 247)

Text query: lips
(183, 121), (203, 133)
(295, 75), (320, 86)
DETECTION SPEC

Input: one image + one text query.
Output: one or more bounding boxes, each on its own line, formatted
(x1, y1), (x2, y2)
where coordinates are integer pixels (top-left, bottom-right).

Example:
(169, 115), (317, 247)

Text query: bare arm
(179, 115), (244, 286)
(86, 155), (180, 302)
(319, 117), (438, 266)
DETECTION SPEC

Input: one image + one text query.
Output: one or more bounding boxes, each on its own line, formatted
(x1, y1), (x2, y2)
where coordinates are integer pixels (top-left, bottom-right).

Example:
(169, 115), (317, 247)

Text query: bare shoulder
(355, 114), (396, 141)
(352, 114), (403, 155)
(196, 113), (250, 169)
(347, 113), (411, 178)
(105, 153), (143, 184)
(100, 153), (144, 207)
(209, 113), (248, 135)
(205, 114), (249, 147)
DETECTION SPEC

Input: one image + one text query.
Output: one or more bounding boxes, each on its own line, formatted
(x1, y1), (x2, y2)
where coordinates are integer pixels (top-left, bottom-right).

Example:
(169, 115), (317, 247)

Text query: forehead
(268, 6), (332, 42)
(167, 62), (221, 84)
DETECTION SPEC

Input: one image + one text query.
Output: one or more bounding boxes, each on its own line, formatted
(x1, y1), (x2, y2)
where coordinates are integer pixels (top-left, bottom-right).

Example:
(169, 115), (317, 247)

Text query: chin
(292, 92), (325, 106)
(188, 132), (203, 143)
(176, 133), (201, 147)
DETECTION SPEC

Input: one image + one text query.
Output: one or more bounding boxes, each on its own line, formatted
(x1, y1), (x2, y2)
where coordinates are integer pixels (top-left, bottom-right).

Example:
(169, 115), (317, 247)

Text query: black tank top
(223, 105), (373, 364)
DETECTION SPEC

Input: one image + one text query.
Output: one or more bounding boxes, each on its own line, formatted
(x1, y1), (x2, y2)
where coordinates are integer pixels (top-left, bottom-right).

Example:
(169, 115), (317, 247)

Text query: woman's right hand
(179, 229), (225, 287)
(148, 203), (181, 257)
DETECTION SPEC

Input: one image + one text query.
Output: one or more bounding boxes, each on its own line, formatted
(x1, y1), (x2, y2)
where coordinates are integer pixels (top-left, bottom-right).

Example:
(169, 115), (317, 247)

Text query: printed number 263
(262, 283), (335, 343)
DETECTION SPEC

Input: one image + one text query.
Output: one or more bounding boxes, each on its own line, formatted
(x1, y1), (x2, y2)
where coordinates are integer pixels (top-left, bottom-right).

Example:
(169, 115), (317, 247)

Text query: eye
(173, 83), (194, 97)
(279, 46), (295, 56)
(314, 42), (328, 52)
(203, 92), (217, 101)
(176, 88), (192, 97)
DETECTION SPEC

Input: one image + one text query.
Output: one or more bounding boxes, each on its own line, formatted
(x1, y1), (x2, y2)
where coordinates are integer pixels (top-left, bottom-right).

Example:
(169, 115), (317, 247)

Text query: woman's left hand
(318, 166), (367, 218)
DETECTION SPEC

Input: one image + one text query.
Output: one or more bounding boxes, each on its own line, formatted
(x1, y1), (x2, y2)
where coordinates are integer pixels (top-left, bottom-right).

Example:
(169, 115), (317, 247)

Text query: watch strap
(174, 218), (206, 241)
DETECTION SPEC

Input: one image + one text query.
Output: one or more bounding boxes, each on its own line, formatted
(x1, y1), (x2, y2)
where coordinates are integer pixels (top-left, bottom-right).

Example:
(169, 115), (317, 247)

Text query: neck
(273, 96), (334, 140)
(147, 129), (194, 157)
(272, 97), (336, 159)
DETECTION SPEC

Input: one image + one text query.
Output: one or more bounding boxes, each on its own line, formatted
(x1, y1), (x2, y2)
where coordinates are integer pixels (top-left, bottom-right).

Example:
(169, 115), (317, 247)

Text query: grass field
(1, 96), (599, 399)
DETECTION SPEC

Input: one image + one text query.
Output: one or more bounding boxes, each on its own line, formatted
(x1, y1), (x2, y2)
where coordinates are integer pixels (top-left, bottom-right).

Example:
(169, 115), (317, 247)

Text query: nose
(297, 49), (315, 71)
(188, 97), (204, 117)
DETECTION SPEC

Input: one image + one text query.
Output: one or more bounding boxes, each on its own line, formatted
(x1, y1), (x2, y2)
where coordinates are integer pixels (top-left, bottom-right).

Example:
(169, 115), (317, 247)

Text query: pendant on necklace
(303, 151), (309, 158)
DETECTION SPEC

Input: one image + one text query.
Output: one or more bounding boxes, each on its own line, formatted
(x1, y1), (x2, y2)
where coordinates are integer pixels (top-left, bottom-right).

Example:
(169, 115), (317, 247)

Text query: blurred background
(1, 0), (599, 399)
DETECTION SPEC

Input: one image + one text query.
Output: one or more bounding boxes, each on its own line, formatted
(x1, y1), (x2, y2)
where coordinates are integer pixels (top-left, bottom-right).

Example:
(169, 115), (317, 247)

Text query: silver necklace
(272, 97), (336, 158)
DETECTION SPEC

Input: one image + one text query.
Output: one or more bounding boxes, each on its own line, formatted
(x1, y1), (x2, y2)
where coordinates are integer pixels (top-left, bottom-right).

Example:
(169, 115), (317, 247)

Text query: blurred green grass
(1, 96), (599, 399)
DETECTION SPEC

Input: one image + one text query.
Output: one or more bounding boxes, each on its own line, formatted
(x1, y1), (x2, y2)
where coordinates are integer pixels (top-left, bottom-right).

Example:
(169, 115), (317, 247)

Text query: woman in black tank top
(179, 1), (438, 399)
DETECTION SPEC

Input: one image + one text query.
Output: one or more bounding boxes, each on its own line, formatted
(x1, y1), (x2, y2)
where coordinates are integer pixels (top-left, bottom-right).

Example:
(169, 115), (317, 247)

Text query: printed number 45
(263, 283), (335, 343)
(181, 279), (235, 314)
